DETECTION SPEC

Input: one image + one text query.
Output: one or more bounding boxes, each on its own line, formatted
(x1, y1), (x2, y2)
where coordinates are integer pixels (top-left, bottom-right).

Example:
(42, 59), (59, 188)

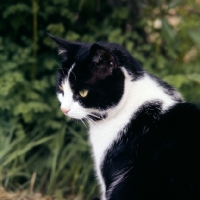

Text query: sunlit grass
(0, 120), (99, 200)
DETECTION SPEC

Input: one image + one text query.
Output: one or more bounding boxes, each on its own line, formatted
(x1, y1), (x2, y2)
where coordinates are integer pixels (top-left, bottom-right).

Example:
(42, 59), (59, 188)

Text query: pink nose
(60, 106), (70, 114)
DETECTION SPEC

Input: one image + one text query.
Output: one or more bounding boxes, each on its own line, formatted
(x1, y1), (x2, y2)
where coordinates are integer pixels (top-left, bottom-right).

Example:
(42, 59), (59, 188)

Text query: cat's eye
(59, 85), (64, 91)
(79, 89), (88, 97)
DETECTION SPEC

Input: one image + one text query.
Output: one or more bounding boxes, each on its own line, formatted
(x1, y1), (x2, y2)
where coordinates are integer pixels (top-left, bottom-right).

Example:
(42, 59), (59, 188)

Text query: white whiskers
(87, 116), (100, 127)
(51, 58), (66, 76)
(80, 119), (88, 129)
(88, 112), (106, 122)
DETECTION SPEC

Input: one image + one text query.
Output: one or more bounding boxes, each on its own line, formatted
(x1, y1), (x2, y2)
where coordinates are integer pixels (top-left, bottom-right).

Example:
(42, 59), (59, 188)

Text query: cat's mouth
(60, 105), (107, 122)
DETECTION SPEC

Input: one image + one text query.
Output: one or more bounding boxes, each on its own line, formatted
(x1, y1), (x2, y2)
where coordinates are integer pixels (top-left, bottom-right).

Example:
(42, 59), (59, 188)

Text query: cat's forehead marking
(67, 63), (75, 81)
(60, 63), (75, 85)
(61, 73), (74, 111)
(62, 63), (75, 97)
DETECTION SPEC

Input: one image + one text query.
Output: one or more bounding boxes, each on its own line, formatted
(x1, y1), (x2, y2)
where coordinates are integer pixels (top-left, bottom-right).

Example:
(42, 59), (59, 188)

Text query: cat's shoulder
(162, 102), (200, 124)
(160, 102), (200, 133)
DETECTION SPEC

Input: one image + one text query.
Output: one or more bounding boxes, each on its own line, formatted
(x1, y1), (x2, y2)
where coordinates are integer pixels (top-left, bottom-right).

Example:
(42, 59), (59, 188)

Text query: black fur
(101, 102), (200, 199)
(68, 54), (125, 109)
(49, 34), (200, 199)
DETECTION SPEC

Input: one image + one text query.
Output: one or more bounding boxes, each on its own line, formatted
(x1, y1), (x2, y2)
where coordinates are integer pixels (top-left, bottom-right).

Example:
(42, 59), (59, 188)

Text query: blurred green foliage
(0, 0), (200, 199)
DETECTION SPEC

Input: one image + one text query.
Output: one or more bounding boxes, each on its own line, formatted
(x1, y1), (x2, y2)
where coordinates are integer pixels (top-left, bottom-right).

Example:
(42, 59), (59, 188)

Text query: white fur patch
(57, 63), (88, 119)
(88, 68), (180, 199)
(58, 49), (67, 55)
(106, 167), (133, 199)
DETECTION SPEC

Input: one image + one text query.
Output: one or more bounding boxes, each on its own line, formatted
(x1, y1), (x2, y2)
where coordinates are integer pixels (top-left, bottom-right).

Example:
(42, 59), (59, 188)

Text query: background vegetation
(0, 0), (200, 199)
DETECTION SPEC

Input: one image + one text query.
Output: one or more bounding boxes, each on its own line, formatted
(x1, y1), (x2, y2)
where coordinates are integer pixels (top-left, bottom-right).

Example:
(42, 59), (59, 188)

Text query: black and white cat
(48, 33), (200, 200)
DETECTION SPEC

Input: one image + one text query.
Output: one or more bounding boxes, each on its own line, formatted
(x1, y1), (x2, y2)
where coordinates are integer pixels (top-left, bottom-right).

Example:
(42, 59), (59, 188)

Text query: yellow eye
(59, 85), (64, 91)
(79, 89), (88, 97)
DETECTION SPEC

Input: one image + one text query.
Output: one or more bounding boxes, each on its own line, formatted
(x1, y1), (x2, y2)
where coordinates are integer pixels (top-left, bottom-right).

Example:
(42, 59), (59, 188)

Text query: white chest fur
(88, 68), (179, 199)
(89, 112), (131, 199)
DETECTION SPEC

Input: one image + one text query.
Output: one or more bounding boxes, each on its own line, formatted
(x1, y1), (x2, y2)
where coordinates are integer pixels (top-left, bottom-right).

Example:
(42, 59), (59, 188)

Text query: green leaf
(162, 18), (176, 40)
(188, 29), (200, 48)
(164, 74), (189, 88)
(168, 0), (183, 9)
(187, 73), (200, 84)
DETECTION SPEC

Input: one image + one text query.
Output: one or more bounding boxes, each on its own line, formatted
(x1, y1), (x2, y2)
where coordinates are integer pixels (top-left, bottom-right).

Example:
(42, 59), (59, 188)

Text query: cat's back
(160, 102), (200, 135)
(155, 102), (200, 178)
(145, 102), (200, 199)
(102, 102), (200, 200)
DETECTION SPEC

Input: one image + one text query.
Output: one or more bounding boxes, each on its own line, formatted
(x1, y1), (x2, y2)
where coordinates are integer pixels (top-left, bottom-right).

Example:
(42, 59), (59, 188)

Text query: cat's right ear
(47, 33), (70, 60)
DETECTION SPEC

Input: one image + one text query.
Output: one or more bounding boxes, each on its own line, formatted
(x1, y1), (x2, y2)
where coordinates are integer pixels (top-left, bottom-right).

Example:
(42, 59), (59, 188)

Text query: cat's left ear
(48, 33), (82, 62)
(89, 43), (117, 74)
(47, 33), (70, 59)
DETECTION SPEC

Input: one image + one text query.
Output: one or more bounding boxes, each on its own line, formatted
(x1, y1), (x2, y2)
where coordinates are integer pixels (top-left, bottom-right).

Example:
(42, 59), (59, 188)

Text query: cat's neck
(89, 68), (181, 148)
(88, 68), (181, 198)
(89, 68), (180, 128)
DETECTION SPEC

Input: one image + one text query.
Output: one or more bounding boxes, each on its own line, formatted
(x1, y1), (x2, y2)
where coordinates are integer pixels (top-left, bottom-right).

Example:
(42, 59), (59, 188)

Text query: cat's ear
(89, 43), (117, 77)
(47, 33), (70, 60)
(90, 43), (117, 67)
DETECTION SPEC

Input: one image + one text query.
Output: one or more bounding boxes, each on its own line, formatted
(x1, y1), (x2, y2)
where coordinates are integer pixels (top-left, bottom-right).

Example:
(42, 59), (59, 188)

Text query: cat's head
(48, 34), (143, 122)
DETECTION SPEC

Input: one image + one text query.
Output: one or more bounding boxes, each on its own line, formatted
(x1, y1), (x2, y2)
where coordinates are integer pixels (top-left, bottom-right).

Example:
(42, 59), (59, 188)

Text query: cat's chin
(65, 112), (107, 122)
(60, 109), (83, 119)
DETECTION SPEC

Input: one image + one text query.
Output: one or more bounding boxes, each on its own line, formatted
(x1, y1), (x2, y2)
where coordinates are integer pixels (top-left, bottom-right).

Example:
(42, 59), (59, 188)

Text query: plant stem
(32, 0), (38, 80)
